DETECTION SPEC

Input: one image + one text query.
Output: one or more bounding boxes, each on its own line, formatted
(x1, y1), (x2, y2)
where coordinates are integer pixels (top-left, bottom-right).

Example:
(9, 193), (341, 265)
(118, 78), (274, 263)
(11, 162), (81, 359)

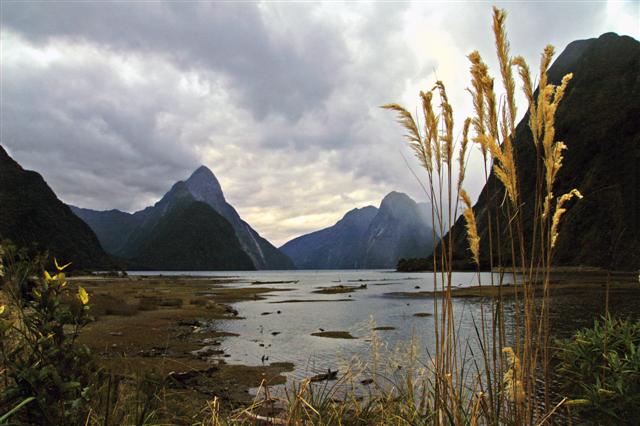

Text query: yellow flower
(44, 265), (67, 287)
(78, 286), (89, 305)
(54, 258), (72, 272)
(0, 305), (5, 315)
(57, 272), (67, 287)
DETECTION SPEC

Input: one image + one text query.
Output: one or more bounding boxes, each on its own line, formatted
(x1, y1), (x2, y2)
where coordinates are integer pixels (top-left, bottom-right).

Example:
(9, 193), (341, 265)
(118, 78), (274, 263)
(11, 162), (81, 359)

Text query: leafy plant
(556, 316), (640, 424)
(0, 242), (96, 425)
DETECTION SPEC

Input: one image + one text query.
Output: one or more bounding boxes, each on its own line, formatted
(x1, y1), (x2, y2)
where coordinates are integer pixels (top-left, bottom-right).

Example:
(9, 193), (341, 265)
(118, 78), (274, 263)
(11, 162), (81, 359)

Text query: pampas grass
(79, 7), (585, 425)
(382, 6), (583, 425)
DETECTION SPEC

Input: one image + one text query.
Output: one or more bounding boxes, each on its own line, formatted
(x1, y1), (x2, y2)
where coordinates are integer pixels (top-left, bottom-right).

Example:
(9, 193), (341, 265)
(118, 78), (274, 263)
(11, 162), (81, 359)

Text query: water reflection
(128, 269), (638, 386)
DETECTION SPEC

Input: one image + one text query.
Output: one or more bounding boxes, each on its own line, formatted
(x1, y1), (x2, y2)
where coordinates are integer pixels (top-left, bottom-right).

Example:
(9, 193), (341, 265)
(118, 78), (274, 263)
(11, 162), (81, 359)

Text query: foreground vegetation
(1, 245), (638, 425)
(1, 7), (638, 425)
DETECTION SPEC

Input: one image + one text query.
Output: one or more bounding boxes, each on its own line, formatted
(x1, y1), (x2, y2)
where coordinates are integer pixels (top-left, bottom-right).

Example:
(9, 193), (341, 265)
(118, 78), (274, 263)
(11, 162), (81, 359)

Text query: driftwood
(241, 411), (288, 425)
(310, 368), (338, 382)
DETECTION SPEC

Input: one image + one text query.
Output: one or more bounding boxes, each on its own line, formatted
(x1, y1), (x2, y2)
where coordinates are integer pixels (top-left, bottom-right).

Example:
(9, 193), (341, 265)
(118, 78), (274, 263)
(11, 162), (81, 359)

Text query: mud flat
(311, 330), (356, 339)
(69, 275), (294, 417)
(385, 274), (639, 299)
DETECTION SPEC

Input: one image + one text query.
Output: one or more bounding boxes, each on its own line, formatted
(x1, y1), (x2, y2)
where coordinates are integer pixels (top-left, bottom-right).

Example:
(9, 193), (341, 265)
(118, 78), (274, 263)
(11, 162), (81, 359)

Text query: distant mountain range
(71, 166), (292, 270)
(1, 146), (435, 271)
(281, 191), (436, 269)
(400, 32), (639, 272)
(0, 146), (111, 270)
(3, 33), (635, 273)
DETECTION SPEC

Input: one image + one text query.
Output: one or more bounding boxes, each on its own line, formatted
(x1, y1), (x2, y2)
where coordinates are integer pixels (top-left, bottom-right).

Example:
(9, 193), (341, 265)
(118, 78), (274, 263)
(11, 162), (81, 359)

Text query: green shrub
(0, 242), (96, 425)
(555, 316), (640, 424)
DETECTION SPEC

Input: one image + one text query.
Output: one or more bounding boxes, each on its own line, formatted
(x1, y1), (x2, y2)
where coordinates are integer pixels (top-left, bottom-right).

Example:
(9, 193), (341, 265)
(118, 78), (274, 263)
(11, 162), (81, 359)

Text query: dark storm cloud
(1, 2), (347, 120)
(1, 41), (201, 210)
(1, 1), (636, 244)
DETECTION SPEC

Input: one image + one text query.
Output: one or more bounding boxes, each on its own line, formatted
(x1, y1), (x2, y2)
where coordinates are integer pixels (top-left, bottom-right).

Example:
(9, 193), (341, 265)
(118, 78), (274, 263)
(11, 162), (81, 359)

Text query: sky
(1, 1), (638, 246)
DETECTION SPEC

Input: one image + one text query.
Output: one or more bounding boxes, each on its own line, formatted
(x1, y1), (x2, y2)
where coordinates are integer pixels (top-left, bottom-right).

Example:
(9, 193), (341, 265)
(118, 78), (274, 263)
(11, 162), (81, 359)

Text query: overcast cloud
(1, 1), (638, 245)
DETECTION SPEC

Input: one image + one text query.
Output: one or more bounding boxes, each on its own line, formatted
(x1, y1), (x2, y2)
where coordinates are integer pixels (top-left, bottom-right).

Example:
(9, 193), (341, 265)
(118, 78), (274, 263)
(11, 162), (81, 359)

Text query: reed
(208, 6), (583, 425)
(382, 6), (581, 425)
(0, 7), (592, 426)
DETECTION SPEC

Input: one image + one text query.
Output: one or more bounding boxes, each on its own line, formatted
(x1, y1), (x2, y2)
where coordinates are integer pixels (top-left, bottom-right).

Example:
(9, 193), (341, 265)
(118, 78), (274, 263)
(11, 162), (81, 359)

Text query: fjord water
(128, 270), (637, 384)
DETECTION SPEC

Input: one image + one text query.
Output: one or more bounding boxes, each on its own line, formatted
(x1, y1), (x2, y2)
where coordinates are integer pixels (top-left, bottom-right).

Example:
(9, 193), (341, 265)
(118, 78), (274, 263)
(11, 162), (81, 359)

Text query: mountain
(400, 33), (639, 272)
(183, 166), (293, 269)
(72, 166), (292, 270)
(281, 192), (436, 269)
(68, 207), (138, 255)
(360, 192), (435, 268)
(132, 196), (254, 271)
(281, 206), (379, 269)
(0, 145), (111, 270)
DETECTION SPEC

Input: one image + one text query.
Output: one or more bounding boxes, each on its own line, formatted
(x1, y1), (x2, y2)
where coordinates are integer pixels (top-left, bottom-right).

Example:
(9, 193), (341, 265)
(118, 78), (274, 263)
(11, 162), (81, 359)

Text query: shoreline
(68, 275), (294, 418)
(385, 276), (639, 299)
(65, 271), (639, 418)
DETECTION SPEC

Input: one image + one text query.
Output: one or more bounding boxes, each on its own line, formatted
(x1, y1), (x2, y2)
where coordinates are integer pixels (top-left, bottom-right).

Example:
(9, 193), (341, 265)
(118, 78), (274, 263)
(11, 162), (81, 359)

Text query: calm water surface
(127, 270), (639, 386)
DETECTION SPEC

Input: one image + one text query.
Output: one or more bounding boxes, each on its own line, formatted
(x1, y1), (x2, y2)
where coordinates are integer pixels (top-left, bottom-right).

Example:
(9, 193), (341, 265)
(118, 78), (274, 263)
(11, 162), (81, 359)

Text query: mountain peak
(185, 165), (224, 201)
(281, 191), (435, 269)
(188, 165), (216, 181)
(380, 191), (413, 207)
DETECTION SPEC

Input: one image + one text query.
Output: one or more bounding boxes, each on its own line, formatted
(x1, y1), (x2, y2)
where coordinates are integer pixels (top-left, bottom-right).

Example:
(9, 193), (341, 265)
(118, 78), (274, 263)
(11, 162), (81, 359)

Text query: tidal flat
(67, 269), (639, 417)
(70, 275), (294, 417)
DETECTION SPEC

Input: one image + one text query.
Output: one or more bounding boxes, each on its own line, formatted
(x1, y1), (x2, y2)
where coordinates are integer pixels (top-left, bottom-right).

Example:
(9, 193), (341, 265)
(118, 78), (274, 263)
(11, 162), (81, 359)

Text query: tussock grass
(1, 7), (599, 426)
(182, 7), (586, 425)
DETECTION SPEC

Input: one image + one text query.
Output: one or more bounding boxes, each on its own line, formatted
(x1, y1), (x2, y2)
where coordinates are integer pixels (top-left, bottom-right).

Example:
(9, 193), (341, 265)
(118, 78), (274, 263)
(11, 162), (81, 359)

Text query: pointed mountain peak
(187, 165), (219, 185)
(186, 164), (222, 189)
(190, 164), (214, 177)
(184, 164), (225, 206)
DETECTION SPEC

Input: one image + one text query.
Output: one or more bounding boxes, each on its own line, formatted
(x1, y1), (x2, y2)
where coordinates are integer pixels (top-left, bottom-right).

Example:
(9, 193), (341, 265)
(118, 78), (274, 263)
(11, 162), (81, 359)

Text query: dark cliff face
(417, 33), (640, 272)
(0, 146), (111, 270)
(73, 166), (291, 270)
(281, 192), (436, 269)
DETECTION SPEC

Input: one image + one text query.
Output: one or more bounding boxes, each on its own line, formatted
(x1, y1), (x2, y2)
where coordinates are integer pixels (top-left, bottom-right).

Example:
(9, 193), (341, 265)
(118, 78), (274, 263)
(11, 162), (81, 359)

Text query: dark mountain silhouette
(360, 192), (435, 268)
(399, 33), (639, 272)
(0, 145), (111, 270)
(132, 195), (254, 271)
(72, 166), (292, 270)
(183, 166), (293, 269)
(281, 206), (378, 269)
(281, 192), (435, 269)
